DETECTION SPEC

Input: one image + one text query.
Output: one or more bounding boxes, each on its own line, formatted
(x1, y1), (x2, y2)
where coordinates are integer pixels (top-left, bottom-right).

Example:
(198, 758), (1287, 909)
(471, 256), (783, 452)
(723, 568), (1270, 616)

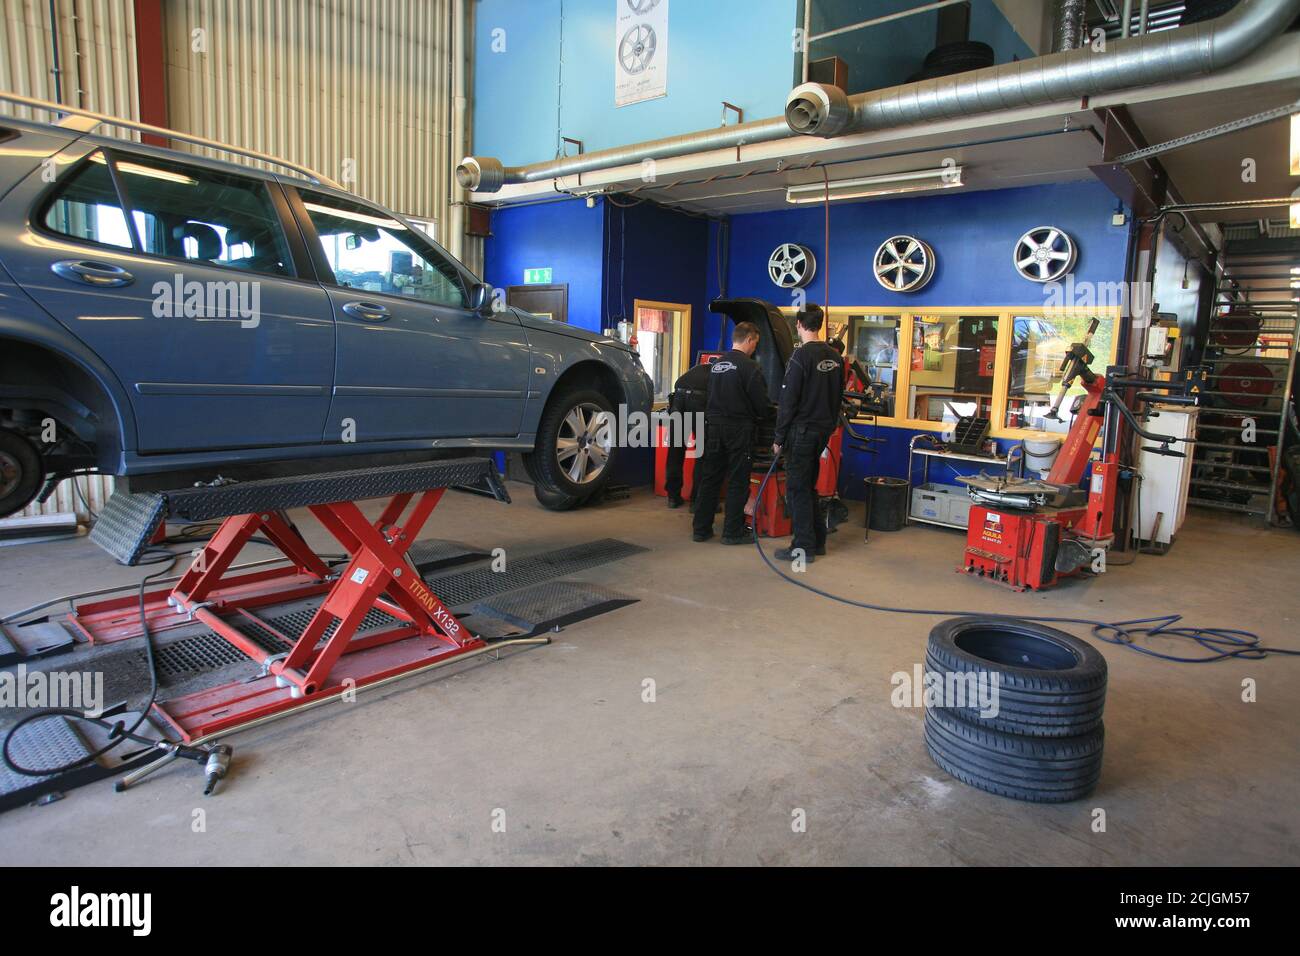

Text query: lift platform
(73, 458), (512, 741)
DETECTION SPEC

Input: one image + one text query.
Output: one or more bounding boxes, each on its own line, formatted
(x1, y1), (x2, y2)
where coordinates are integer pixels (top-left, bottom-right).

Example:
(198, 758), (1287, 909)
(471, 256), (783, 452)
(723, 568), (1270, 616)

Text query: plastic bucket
(1023, 437), (1062, 474)
(865, 476), (909, 532)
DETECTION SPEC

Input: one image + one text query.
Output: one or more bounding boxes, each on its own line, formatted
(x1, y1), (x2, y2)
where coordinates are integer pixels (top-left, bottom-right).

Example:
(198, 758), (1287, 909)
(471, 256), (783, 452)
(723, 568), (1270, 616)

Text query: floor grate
(426, 538), (647, 607)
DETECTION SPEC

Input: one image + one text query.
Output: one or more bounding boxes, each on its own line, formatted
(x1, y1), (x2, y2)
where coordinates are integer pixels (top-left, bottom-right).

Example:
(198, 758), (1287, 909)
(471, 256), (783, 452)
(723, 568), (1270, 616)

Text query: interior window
(907, 314), (999, 425)
(105, 154), (293, 276)
(300, 192), (466, 309)
(1004, 314), (1113, 433)
(848, 314), (901, 418)
(635, 303), (688, 405)
(42, 152), (133, 249)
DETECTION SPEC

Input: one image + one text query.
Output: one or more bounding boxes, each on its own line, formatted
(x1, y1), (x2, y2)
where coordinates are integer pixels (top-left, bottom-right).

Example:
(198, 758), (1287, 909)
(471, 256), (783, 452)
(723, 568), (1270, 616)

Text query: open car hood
(708, 298), (795, 404)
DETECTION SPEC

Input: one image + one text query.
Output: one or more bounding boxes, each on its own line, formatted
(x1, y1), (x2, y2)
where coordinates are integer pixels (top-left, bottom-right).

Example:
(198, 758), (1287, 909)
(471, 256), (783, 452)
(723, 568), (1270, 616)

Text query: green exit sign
(523, 268), (553, 285)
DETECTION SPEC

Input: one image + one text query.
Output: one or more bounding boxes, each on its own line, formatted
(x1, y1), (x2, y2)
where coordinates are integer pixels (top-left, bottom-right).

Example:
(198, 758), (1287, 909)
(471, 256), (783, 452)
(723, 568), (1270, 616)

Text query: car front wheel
(527, 388), (618, 507)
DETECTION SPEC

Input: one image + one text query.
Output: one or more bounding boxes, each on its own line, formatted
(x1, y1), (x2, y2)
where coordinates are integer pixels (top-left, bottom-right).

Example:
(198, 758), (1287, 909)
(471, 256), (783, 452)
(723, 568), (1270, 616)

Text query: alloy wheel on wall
(873, 235), (936, 292)
(768, 242), (817, 289)
(1013, 226), (1077, 283)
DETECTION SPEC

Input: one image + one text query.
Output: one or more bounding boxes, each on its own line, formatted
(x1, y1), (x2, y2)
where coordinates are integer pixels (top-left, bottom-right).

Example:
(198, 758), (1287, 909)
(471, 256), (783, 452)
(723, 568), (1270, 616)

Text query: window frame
(633, 298), (692, 409)
(292, 187), (471, 311)
(769, 305), (1122, 438)
(33, 147), (304, 280)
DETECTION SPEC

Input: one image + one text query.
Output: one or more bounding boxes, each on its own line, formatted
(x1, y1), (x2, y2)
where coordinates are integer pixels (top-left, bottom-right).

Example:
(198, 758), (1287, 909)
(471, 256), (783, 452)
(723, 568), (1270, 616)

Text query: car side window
(110, 155), (294, 277)
(300, 191), (467, 309)
(41, 151), (134, 249)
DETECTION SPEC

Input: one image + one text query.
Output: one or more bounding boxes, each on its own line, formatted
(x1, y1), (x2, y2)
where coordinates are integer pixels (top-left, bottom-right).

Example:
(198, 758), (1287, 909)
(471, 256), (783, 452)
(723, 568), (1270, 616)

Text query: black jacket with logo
(774, 340), (844, 446)
(705, 349), (770, 425)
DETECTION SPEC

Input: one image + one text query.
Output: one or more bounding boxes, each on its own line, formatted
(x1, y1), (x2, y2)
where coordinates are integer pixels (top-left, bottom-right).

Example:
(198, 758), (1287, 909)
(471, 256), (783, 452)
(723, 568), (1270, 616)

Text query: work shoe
(693, 531), (714, 542)
(721, 530), (755, 545)
(774, 547), (814, 564)
(815, 544), (827, 556)
(667, 496), (684, 509)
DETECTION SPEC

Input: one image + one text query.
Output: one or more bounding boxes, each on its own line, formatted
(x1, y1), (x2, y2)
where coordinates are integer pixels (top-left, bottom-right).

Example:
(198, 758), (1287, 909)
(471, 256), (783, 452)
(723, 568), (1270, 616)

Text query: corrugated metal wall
(164, 0), (461, 240)
(0, 0), (139, 127)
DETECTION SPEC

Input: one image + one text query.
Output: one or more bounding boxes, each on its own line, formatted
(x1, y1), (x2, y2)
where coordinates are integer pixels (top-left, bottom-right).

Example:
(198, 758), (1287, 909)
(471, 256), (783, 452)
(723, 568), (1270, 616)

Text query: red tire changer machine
(956, 320), (1202, 591)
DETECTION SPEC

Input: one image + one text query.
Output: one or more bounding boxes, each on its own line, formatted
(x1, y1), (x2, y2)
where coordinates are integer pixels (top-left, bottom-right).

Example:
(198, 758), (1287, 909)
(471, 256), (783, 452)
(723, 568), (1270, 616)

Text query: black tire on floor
(924, 705), (1104, 803)
(526, 388), (619, 502)
(0, 429), (43, 519)
(925, 617), (1107, 737)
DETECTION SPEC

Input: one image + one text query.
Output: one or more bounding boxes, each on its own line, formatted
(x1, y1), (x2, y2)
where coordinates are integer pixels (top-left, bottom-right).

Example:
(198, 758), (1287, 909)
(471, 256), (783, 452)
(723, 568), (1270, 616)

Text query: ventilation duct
(1053, 0), (1090, 52)
(458, 0), (1300, 192)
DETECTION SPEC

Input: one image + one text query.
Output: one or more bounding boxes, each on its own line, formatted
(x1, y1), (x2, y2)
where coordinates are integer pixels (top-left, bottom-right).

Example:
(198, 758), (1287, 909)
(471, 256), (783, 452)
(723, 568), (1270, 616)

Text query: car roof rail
(0, 89), (342, 189)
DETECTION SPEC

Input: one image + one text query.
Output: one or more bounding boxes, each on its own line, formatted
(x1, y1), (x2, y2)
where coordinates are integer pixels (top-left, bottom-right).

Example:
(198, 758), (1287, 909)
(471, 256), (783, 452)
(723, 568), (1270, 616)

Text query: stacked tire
(923, 617), (1107, 803)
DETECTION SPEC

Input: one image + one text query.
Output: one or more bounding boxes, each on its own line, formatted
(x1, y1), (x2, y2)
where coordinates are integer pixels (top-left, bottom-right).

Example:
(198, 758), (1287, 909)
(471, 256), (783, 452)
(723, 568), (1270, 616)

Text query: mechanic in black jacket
(663, 360), (712, 509)
(692, 321), (770, 545)
(772, 305), (844, 563)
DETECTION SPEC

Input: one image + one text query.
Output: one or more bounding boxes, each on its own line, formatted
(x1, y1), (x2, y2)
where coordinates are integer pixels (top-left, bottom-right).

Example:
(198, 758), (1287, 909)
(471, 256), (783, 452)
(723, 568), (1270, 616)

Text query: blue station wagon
(0, 112), (652, 517)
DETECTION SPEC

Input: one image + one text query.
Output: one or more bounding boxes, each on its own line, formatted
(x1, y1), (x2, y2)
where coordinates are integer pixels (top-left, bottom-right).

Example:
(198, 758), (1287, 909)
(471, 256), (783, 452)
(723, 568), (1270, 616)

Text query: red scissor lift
(72, 458), (510, 742)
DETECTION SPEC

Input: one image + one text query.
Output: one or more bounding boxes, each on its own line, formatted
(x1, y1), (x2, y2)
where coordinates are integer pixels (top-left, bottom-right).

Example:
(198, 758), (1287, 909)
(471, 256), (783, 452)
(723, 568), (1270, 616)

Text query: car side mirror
(469, 282), (493, 314)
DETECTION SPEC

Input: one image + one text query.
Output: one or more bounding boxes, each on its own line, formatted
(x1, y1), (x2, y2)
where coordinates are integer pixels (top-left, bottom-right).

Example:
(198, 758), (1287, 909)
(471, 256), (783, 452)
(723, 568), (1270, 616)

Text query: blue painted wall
(714, 179), (1129, 311)
(473, 0), (799, 166)
(483, 197), (608, 332)
(705, 178), (1133, 495)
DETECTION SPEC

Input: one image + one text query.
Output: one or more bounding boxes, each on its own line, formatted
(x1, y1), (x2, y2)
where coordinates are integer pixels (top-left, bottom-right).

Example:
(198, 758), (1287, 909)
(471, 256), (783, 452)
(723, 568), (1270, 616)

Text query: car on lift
(0, 110), (652, 518)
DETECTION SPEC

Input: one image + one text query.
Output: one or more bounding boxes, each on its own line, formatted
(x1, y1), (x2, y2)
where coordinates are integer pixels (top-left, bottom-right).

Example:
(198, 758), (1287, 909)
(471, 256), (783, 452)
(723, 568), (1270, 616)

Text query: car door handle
(342, 301), (390, 322)
(51, 260), (134, 288)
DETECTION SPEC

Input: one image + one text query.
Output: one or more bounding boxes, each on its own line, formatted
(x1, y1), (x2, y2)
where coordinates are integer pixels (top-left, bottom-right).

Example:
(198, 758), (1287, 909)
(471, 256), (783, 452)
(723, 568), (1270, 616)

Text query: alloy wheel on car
(0, 449), (23, 500)
(555, 402), (613, 485)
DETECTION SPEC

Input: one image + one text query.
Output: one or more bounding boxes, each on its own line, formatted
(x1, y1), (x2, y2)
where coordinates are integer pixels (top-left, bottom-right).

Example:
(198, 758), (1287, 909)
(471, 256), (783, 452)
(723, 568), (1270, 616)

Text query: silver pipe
(1121, 0), (1135, 38)
(1053, 0), (1089, 52)
(791, 0), (1300, 137)
(1138, 0), (1151, 35)
(459, 0), (1300, 192)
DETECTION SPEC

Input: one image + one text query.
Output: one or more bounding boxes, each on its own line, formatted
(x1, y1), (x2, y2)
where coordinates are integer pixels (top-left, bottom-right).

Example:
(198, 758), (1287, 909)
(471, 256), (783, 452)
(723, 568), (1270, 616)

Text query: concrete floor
(1, 484), (1297, 865)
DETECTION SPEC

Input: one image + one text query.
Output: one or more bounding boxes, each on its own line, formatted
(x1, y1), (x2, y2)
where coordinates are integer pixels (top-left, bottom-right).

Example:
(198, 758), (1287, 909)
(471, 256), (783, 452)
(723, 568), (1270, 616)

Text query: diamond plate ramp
(88, 491), (166, 565)
(469, 581), (636, 638)
(0, 711), (165, 814)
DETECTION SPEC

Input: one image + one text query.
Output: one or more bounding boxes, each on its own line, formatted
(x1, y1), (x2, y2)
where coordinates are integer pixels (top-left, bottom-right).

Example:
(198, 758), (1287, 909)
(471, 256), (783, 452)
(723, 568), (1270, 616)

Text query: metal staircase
(1188, 240), (1298, 523)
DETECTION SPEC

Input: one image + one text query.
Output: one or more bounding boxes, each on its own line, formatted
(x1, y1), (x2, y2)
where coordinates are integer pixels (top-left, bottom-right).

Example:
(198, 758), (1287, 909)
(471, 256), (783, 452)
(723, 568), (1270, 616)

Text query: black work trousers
(692, 420), (755, 540)
(784, 424), (833, 555)
(663, 405), (702, 503)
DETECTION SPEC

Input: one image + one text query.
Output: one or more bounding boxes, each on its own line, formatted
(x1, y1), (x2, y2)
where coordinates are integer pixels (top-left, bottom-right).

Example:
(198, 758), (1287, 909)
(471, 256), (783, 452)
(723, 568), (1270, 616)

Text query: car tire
(533, 484), (588, 512)
(925, 617), (1107, 737)
(0, 429), (43, 519)
(527, 388), (619, 502)
(924, 704), (1104, 803)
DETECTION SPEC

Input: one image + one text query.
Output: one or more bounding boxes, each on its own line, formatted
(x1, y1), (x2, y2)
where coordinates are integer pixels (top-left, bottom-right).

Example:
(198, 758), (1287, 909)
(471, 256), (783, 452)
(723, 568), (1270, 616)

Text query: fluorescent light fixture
(786, 166), (964, 204)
